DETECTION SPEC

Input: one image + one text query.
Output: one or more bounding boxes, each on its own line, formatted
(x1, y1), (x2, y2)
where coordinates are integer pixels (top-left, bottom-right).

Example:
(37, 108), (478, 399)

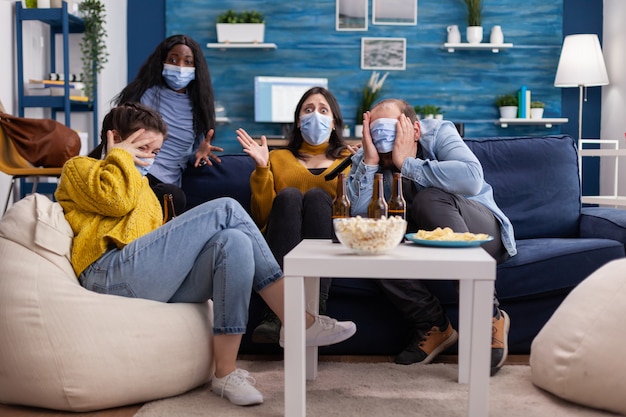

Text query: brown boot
(395, 321), (458, 365)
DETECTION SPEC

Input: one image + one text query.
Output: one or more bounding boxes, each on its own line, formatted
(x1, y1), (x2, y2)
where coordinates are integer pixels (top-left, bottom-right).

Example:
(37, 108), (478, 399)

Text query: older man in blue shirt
(346, 98), (515, 375)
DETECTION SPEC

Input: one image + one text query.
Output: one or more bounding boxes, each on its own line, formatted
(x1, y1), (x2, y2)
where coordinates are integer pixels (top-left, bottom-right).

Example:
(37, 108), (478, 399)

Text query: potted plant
(216, 9), (265, 44)
(78, 0), (109, 102)
(530, 101), (545, 119)
(495, 94), (518, 119)
(355, 71), (389, 137)
(460, 0), (482, 44)
(420, 104), (443, 120)
(413, 104), (422, 119)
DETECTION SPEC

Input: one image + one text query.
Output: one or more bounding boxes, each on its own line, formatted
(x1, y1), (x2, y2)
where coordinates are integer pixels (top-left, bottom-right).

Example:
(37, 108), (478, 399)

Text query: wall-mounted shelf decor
(496, 118), (568, 128)
(206, 43), (277, 50)
(443, 43), (514, 53)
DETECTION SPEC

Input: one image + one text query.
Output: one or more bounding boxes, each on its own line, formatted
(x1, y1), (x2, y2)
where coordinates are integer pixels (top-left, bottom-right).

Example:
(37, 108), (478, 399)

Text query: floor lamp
(554, 34), (609, 144)
(554, 34), (609, 184)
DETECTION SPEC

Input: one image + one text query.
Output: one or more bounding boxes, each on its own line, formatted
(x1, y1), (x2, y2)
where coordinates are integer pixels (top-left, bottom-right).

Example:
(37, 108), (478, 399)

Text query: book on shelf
(517, 86), (532, 119)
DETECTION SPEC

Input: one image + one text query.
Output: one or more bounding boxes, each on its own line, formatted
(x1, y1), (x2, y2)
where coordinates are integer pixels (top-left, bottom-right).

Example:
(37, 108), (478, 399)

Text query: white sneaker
(211, 368), (263, 406)
(279, 314), (357, 347)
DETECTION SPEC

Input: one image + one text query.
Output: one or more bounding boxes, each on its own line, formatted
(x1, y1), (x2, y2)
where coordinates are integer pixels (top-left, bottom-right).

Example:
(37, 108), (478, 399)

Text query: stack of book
(517, 86), (531, 119)
(25, 79), (88, 102)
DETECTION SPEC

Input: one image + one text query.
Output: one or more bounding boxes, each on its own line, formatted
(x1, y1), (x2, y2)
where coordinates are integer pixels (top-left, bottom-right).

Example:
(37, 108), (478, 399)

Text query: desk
(283, 239), (496, 417)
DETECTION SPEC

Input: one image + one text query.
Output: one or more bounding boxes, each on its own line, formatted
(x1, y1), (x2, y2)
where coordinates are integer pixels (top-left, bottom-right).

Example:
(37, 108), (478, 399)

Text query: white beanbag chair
(530, 258), (626, 415)
(0, 194), (214, 412)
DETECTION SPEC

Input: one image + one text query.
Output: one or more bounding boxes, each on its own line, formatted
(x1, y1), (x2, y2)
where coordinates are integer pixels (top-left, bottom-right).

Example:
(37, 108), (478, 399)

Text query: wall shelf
(206, 43), (277, 50)
(496, 118), (568, 128)
(443, 43), (513, 53)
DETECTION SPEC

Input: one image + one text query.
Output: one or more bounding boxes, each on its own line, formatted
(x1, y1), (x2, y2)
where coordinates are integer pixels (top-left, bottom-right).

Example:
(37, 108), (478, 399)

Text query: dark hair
(286, 87), (348, 160)
(88, 103), (168, 159)
(373, 98), (418, 122)
(113, 34), (215, 141)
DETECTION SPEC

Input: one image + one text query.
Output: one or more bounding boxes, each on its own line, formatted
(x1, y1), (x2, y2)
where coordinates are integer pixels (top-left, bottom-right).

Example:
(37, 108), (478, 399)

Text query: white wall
(0, 0), (126, 210)
(600, 0), (626, 197)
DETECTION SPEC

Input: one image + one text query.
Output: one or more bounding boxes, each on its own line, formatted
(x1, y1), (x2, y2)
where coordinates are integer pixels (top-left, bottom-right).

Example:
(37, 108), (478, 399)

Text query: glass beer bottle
(331, 173), (350, 243)
(388, 172), (406, 220)
(162, 193), (177, 224)
(367, 173), (388, 219)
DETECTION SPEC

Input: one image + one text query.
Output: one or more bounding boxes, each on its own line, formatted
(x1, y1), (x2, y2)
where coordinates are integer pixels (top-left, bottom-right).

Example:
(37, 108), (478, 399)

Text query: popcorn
(333, 216), (407, 255)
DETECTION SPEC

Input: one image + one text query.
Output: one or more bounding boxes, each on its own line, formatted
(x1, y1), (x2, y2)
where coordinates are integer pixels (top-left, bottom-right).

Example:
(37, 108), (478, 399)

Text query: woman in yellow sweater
(236, 87), (356, 343)
(55, 103), (356, 407)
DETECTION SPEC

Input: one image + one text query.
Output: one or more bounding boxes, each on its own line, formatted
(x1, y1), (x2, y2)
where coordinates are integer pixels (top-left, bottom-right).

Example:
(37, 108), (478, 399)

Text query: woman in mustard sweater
(55, 103), (356, 407)
(236, 87), (356, 344)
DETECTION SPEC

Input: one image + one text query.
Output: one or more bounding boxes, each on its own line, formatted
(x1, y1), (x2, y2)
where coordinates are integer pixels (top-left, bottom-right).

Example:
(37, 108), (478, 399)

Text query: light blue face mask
(370, 118), (398, 153)
(162, 63), (196, 90)
(135, 157), (154, 176)
(299, 112), (333, 146)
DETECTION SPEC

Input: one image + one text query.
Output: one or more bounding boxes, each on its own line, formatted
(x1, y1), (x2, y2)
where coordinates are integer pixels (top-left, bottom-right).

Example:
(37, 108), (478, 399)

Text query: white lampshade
(554, 34), (609, 87)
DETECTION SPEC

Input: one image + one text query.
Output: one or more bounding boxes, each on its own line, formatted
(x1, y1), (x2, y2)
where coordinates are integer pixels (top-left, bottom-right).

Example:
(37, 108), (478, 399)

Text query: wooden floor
(0, 355), (529, 416)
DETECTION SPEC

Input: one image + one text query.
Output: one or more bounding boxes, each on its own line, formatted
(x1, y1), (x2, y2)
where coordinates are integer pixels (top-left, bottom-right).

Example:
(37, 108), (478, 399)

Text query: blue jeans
(79, 197), (283, 335)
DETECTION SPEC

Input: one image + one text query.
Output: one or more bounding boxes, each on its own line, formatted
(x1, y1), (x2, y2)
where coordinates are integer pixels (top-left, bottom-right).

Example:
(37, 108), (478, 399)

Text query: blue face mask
(162, 63), (195, 90)
(299, 112), (333, 146)
(370, 118), (398, 153)
(135, 157), (154, 176)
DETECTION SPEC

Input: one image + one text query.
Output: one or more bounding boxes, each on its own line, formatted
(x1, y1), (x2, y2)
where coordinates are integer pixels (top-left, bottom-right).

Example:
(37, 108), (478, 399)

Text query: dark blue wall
(127, 0), (165, 81)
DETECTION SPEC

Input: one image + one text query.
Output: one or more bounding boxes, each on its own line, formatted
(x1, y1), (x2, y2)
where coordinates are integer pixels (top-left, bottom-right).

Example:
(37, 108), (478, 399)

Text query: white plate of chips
(405, 227), (494, 248)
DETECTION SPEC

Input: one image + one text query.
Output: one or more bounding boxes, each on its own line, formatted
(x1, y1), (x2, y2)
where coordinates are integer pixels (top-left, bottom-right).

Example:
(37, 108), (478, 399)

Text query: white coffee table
(283, 239), (496, 417)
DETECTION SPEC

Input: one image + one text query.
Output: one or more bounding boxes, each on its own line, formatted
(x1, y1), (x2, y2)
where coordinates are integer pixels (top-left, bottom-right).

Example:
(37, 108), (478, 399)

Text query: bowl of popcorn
(333, 216), (408, 255)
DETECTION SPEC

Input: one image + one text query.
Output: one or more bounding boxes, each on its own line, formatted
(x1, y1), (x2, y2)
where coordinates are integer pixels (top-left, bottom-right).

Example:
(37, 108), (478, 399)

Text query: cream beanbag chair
(530, 258), (626, 415)
(0, 194), (214, 411)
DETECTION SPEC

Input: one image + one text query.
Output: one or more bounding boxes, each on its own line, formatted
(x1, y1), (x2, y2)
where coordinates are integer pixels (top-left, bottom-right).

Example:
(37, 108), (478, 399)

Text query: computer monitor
(254, 76), (329, 123)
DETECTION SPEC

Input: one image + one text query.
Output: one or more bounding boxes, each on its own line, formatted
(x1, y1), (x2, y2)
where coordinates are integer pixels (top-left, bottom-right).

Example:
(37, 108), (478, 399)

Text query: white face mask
(299, 112), (333, 146)
(135, 157), (154, 176)
(162, 63), (196, 90)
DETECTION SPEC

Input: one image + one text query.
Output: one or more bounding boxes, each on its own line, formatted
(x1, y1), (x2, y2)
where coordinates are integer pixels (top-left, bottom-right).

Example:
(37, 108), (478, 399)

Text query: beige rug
(135, 360), (618, 417)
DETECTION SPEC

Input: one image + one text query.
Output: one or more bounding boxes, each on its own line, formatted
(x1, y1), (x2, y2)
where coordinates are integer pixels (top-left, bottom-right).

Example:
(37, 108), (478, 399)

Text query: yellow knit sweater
(55, 148), (162, 277)
(250, 142), (352, 230)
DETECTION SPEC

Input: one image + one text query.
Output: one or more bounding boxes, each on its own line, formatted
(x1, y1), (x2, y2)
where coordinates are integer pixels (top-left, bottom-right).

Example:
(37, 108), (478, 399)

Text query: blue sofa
(182, 134), (626, 355)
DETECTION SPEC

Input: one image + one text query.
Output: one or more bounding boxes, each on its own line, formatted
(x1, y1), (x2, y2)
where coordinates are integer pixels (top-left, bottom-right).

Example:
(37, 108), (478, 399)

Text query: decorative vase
(447, 25), (461, 43)
(354, 124), (363, 138)
(499, 106), (518, 119)
(490, 26), (504, 44)
(530, 108), (544, 119)
(466, 26), (483, 44)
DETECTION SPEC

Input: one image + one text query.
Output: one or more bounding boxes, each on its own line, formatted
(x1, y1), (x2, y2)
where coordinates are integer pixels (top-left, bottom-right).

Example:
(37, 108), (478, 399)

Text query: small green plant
(420, 104), (442, 116)
(460, 0), (482, 26)
(217, 9), (265, 24)
(531, 101), (545, 109)
(356, 71), (389, 124)
(495, 94), (518, 107)
(78, 0), (109, 101)
(413, 105), (422, 115)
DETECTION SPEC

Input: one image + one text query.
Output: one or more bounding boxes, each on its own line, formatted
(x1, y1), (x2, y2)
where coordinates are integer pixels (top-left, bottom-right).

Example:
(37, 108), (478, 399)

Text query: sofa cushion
(464, 135), (581, 239)
(530, 258), (626, 415)
(182, 153), (255, 212)
(0, 194), (214, 411)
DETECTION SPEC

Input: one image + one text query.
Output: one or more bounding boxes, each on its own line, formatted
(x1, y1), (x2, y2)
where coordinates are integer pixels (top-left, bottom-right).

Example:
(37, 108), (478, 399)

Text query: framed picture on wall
(361, 37), (406, 70)
(372, 0), (417, 25)
(336, 0), (368, 31)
